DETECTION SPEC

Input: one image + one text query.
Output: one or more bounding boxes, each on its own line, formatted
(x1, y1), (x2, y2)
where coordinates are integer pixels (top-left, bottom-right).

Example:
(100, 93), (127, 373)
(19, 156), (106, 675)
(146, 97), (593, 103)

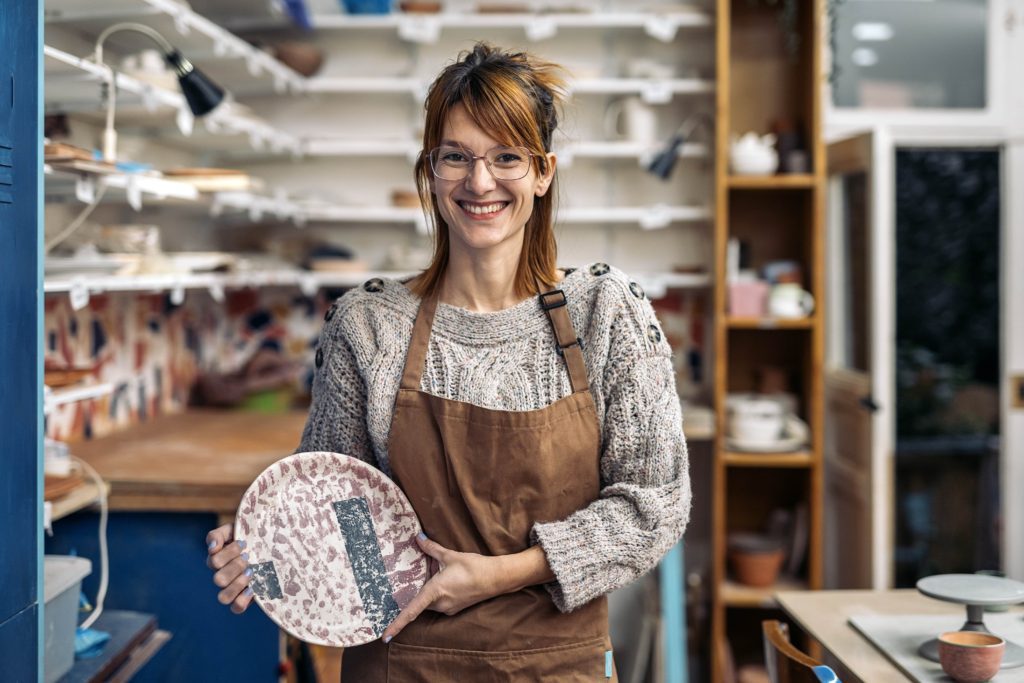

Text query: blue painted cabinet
(0, 0), (42, 680)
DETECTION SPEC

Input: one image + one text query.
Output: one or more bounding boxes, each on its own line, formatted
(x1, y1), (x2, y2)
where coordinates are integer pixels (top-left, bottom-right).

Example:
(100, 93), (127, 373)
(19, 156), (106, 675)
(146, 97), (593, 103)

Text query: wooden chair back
(762, 620), (840, 683)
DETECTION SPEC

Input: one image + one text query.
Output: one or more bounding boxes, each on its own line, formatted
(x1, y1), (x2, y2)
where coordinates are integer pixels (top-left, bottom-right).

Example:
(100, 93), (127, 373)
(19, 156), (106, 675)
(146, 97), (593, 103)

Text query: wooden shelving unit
(711, 0), (826, 678)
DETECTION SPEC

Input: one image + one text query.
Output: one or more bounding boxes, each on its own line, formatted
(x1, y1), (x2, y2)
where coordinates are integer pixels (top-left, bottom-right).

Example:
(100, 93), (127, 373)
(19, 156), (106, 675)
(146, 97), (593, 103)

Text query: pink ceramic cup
(938, 631), (1005, 682)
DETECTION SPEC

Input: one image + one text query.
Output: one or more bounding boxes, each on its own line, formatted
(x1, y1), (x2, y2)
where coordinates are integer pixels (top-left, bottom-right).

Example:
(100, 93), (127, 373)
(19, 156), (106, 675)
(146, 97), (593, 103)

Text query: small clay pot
(938, 631), (1005, 682)
(272, 41), (325, 78)
(728, 533), (785, 587)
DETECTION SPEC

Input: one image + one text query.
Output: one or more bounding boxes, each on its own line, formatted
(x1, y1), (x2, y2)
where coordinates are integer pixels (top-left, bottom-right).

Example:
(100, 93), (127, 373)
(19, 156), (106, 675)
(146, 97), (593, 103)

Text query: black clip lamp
(93, 22), (225, 161)
(647, 111), (715, 181)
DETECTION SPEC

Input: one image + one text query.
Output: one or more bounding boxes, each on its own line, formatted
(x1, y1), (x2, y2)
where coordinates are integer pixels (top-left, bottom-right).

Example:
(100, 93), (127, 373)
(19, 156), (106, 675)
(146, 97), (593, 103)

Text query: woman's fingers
(218, 558), (254, 608)
(230, 586), (255, 615)
(415, 532), (452, 565)
(381, 580), (438, 643)
(206, 524), (234, 554)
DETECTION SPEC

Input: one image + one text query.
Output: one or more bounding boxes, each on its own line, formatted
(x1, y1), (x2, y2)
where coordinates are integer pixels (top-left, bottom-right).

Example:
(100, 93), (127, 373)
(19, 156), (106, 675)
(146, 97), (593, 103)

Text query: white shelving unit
(44, 0), (306, 95)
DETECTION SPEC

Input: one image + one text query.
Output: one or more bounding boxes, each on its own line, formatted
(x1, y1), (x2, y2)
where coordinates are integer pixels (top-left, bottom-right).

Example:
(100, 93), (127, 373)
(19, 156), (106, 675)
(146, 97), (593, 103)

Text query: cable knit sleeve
(296, 297), (378, 467)
(530, 279), (692, 612)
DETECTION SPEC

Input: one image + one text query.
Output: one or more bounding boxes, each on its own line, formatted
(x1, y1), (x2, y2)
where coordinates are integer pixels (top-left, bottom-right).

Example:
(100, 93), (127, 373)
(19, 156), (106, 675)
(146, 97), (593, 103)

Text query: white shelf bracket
(69, 278), (90, 311)
(525, 17), (558, 42)
(398, 16), (441, 44)
(640, 204), (672, 230)
(644, 16), (679, 43)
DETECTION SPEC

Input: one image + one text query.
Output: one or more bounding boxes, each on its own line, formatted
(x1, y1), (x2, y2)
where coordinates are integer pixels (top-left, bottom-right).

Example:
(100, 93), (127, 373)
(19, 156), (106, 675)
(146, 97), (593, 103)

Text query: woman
(206, 43), (690, 680)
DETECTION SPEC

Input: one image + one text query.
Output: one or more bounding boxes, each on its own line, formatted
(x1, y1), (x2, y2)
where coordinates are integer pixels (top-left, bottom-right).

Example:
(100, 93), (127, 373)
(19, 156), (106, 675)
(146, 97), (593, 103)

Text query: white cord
(70, 455), (109, 630)
(44, 183), (109, 254)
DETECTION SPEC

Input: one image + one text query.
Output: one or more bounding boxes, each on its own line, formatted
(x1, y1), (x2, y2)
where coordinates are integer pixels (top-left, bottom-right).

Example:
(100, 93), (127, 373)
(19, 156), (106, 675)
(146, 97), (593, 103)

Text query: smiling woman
(205, 42), (691, 683)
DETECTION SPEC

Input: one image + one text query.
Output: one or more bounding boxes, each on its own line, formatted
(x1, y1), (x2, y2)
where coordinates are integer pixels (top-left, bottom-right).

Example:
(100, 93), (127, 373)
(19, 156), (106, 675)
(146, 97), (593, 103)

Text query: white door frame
(823, 0), (1024, 585)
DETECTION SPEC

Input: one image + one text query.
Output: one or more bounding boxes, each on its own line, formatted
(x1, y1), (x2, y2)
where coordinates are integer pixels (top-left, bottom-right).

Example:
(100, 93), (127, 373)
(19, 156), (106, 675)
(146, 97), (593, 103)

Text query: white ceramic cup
(768, 283), (815, 319)
(727, 395), (786, 444)
(605, 97), (658, 145)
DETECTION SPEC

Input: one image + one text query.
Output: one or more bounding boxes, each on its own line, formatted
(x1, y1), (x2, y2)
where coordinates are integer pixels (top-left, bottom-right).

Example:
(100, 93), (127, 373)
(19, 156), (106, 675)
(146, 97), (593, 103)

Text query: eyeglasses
(428, 144), (538, 181)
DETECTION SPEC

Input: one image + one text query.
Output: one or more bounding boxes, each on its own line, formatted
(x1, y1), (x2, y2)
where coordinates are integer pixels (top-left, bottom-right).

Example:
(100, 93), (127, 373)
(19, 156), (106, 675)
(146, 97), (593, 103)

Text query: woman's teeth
(459, 201), (507, 215)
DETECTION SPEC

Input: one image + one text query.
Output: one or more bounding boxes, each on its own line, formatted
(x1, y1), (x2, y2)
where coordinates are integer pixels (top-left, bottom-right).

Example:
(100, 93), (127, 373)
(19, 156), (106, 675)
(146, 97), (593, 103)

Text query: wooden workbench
(69, 409), (308, 517)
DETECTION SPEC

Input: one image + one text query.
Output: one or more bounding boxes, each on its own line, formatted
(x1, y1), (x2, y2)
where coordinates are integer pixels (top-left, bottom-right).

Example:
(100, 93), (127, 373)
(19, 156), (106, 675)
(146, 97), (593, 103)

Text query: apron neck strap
(537, 286), (590, 394)
(400, 287), (439, 391)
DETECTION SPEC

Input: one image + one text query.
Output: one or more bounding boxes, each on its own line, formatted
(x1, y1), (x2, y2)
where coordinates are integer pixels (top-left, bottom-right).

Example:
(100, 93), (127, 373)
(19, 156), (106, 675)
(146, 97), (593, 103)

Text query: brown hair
(410, 43), (568, 299)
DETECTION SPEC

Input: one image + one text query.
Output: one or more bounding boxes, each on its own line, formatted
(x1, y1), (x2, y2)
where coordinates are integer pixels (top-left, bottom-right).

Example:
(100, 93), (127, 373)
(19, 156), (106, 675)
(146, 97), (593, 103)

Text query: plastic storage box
(44, 555), (92, 683)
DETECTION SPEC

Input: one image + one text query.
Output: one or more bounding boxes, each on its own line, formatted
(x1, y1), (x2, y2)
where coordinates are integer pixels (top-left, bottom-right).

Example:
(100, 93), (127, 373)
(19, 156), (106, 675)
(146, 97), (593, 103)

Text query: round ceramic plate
(235, 452), (430, 646)
(726, 435), (807, 453)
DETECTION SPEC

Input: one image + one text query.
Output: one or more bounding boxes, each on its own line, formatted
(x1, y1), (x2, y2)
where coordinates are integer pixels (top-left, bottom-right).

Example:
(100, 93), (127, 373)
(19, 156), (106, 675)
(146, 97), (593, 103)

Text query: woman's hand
(206, 524), (253, 614)
(381, 534), (554, 643)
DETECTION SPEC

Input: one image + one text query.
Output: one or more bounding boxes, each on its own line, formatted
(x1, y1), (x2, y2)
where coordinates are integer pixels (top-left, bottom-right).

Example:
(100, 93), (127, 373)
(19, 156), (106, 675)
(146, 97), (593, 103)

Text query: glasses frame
(427, 144), (541, 182)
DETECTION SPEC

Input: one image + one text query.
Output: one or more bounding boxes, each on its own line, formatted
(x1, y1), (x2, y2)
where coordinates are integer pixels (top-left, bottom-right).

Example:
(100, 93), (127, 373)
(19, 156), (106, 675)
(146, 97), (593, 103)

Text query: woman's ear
(534, 153), (557, 197)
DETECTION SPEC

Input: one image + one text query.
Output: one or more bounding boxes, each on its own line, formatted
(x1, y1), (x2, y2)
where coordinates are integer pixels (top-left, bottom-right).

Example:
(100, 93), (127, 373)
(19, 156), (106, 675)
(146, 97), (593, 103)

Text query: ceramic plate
(235, 452), (430, 646)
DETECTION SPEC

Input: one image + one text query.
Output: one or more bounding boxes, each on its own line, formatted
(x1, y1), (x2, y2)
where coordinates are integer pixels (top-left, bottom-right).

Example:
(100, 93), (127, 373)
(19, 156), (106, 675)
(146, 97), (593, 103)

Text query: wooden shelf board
(723, 451), (814, 467)
(726, 316), (815, 329)
(721, 577), (808, 608)
(50, 480), (110, 522)
(728, 174), (816, 189)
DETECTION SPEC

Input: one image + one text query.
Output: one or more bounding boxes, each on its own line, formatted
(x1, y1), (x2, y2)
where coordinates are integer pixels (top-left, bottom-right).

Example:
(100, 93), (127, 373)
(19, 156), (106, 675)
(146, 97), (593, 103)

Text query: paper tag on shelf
(640, 204), (672, 230)
(171, 283), (186, 306)
(126, 175), (142, 211)
(69, 279), (90, 311)
(398, 16), (441, 44)
(209, 282), (225, 303)
(75, 176), (96, 204)
(525, 17), (557, 42)
(176, 107), (195, 136)
(644, 16), (678, 43)
(300, 275), (318, 298)
(641, 80), (673, 104)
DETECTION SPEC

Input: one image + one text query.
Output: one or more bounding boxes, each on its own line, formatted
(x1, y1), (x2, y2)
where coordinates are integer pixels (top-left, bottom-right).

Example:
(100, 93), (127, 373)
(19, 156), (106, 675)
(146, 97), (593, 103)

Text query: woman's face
(430, 103), (555, 258)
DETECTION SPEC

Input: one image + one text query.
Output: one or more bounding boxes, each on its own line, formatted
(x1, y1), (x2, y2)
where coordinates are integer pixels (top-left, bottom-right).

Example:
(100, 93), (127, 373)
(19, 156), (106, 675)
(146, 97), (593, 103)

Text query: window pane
(832, 0), (987, 109)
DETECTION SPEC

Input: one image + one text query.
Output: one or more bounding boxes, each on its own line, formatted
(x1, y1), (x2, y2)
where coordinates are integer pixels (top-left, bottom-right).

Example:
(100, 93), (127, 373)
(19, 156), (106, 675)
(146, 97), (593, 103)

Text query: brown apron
(341, 285), (616, 682)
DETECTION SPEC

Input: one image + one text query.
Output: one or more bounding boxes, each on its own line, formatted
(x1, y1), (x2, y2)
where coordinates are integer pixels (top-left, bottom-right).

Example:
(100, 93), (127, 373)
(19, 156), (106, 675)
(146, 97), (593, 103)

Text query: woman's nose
(464, 157), (497, 194)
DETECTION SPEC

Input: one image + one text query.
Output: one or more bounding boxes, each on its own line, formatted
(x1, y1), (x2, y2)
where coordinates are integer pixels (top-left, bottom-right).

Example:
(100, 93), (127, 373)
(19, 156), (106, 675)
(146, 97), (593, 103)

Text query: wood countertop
(69, 409), (308, 516)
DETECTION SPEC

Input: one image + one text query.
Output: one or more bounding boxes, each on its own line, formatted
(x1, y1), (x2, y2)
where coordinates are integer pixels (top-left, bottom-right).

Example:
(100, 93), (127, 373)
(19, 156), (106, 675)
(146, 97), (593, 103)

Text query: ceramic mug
(727, 395), (786, 444)
(769, 283), (814, 319)
(605, 97), (658, 145)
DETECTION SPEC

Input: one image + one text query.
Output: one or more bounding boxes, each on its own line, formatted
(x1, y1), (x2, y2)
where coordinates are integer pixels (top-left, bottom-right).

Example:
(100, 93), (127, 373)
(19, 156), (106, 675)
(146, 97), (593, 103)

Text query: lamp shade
(647, 134), (685, 181)
(165, 50), (224, 116)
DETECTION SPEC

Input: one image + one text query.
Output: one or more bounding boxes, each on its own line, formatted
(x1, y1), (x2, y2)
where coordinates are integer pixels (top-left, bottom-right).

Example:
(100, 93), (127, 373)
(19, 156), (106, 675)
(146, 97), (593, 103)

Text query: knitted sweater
(297, 262), (691, 612)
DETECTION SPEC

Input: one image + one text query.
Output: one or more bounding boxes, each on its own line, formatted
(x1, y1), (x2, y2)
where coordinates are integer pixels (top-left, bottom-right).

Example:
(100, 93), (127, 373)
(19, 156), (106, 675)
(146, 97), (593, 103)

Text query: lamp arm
(91, 23), (175, 163)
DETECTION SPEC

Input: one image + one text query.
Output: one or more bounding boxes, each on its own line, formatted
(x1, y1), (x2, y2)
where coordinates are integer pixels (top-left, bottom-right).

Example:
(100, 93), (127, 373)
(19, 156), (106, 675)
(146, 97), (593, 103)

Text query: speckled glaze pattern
(235, 451), (429, 646)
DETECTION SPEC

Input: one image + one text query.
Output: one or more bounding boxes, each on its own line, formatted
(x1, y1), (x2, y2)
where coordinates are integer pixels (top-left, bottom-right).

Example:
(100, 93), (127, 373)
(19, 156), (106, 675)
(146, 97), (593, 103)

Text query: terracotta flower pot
(938, 631), (1004, 682)
(728, 533), (785, 587)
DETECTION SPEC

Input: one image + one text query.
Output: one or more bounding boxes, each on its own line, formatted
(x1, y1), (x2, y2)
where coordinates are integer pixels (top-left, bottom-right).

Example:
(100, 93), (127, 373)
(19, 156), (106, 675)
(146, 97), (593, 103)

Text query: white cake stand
(916, 574), (1024, 667)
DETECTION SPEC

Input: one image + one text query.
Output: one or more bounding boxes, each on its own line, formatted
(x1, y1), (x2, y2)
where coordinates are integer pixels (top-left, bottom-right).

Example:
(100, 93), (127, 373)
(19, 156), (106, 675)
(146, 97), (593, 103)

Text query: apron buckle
(539, 289), (567, 311)
(555, 337), (584, 356)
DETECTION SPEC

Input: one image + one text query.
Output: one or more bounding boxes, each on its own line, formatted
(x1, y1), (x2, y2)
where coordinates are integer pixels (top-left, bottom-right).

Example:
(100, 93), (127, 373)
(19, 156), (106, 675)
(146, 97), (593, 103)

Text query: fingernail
(243, 586), (253, 596)
(242, 552), (249, 562)
(237, 540), (247, 550)
(245, 567), (253, 577)
(384, 635), (392, 644)
(208, 540), (217, 551)
(417, 532), (427, 541)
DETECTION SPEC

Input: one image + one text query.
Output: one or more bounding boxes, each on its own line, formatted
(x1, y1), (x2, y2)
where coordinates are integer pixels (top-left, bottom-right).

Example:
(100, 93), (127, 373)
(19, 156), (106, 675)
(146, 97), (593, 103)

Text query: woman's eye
(495, 153), (523, 164)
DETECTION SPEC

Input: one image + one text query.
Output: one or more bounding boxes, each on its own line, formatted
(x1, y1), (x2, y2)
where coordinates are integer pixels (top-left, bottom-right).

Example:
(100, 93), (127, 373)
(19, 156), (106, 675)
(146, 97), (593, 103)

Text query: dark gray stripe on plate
(250, 561), (284, 600)
(334, 497), (400, 636)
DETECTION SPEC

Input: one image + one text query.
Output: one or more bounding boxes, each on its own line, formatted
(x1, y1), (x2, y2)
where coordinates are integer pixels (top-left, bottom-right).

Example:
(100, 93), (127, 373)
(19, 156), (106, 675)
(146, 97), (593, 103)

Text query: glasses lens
(430, 146), (471, 180)
(487, 146), (531, 180)
(429, 146), (533, 180)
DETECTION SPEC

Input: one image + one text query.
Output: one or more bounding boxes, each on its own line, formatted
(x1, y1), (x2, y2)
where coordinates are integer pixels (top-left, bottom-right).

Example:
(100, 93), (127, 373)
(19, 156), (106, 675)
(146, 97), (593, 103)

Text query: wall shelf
(726, 316), (815, 329)
(44, 0), (306, 95)
(43, 45), (302, 156)
(727, 174), (817, 189)
(723, 452), (814, 468)
(291, 139), (710, 162)
(720, 577), (807, 608)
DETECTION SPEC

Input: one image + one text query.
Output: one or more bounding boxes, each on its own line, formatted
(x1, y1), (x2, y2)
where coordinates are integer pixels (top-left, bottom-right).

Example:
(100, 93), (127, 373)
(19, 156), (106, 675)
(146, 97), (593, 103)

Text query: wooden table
(776, 589), (1024, 682)
(68, 409), (308, 518)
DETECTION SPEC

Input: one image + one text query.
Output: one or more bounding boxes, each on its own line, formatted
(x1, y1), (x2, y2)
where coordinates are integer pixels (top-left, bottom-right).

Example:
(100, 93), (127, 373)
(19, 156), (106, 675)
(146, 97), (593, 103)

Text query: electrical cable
(70, 455), (108, 630)
(44, 183), (108, 254)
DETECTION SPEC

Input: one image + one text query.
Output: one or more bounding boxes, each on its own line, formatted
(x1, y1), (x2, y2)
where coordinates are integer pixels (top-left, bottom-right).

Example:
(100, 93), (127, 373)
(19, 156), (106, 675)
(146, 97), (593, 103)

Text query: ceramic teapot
(730, 132), (778, 175)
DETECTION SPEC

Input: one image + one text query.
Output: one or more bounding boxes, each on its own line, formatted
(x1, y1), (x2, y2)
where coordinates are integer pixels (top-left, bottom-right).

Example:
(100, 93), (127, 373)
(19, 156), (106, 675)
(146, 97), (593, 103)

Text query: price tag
(525, 17), (557, 42)
(176, 107), (194, 136)
(75, 176), (96, 204)
(644, 16), (678, 43)
(126, 175), (143, 211)
(640, 204), (671, 230)
(209, 282), (225, 303)
(171, 283), (186, 306)
(69, 279), (90, 311)
(300, 275), (319, 298)
(641, 80), (673, 105)
(398, 16), (441, 44)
